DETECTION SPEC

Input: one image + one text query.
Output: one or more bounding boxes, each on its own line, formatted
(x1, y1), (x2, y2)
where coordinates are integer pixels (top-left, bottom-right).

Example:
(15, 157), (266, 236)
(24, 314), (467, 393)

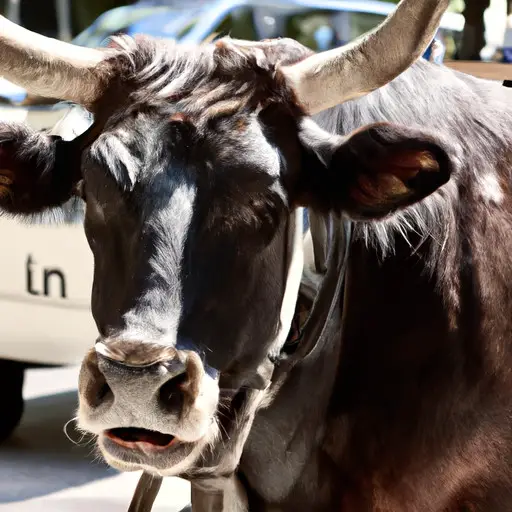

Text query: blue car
(178, 0), (462, 55)
(0, 0), (463, 108)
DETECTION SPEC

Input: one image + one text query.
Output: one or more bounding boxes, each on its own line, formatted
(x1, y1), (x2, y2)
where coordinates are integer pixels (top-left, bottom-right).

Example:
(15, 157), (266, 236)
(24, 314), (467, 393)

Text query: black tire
(0, 359), (25, 442)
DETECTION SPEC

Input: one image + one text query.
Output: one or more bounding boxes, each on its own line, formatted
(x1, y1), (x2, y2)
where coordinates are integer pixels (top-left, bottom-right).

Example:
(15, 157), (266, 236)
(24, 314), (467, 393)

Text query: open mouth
(105, 427), (176, 450)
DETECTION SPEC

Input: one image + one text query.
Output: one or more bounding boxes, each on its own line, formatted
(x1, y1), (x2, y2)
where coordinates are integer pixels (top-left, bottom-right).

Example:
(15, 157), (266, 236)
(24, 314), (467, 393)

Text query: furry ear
(297, 122), (453, 219)
(0, 123), (81, 215)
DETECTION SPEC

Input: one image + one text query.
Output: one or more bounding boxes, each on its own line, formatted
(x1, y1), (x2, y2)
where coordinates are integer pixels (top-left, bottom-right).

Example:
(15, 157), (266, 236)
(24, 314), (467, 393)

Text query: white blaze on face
(120, 178), (197, 344)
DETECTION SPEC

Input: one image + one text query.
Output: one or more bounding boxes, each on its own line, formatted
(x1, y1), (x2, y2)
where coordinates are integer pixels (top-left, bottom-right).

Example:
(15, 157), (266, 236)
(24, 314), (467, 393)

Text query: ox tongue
(109, 427), (174, 446)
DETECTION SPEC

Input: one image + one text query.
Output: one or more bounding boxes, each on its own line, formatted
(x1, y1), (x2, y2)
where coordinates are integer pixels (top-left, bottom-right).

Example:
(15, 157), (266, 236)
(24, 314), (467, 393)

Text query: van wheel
(0, 359), (25, 442)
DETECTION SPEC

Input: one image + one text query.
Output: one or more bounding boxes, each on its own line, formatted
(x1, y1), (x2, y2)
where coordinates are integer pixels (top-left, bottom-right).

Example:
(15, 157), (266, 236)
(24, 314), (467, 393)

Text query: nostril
(158, 373), (188, 413)
(79, 351), (114, 409)
(96, 381), (112, 406)
(86, 370), (113, 409)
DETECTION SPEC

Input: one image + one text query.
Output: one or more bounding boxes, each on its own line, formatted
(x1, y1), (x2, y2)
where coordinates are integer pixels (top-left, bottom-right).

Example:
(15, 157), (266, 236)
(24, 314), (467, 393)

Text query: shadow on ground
(0, 390), (116, 503)
(0, 498), (192, 512)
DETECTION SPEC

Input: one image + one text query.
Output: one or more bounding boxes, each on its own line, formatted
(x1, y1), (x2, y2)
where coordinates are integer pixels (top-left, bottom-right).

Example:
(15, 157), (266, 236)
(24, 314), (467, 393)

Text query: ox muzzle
(76, 209), (351, 512)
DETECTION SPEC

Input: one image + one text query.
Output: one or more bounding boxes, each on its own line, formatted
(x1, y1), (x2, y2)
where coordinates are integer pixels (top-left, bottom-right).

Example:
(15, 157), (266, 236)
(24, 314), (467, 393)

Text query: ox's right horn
(282, 0), (450, 114)
(0, 15), (113, 106)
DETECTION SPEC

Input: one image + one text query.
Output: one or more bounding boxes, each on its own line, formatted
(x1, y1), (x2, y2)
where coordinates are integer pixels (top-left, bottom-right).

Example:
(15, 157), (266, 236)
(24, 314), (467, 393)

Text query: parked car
(177, 0), (463, 58)
(0, 0), (462, 441)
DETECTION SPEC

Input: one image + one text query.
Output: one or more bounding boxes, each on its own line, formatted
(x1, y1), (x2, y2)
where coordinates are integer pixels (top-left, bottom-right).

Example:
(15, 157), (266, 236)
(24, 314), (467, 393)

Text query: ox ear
(298, 122), (453, 219)
(0, 123), (81, 215)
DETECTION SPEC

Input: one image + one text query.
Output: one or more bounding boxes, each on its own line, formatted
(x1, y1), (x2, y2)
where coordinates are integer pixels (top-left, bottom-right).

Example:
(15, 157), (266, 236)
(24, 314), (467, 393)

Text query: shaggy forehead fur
(91, 35), (311, 127)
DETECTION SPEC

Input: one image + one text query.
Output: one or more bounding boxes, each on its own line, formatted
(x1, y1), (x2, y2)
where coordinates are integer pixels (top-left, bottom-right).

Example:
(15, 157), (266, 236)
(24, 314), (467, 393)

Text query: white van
(0, 103), (96, 441)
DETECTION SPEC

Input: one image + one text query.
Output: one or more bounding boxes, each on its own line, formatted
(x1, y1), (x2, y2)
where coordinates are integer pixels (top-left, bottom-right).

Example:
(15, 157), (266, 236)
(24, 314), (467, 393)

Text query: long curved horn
(282, 0), (450, 114)
(0, 15), (111, 105)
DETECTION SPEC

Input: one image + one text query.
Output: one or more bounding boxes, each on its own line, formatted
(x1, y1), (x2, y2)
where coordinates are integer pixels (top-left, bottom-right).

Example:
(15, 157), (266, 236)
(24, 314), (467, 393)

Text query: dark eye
(73, 179), (86, 201)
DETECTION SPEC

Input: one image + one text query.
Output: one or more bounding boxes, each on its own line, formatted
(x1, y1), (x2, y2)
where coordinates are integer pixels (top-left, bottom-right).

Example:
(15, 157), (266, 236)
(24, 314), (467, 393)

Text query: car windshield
(197, 3), (462, 60)
(72, 2), (462, 59)
(72, 4), (200, 48)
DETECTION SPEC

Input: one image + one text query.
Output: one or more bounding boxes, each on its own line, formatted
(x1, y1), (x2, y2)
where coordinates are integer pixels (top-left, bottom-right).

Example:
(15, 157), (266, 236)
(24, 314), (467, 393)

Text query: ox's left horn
(282, 0), (450, 114)
(0, 15), (112, 106)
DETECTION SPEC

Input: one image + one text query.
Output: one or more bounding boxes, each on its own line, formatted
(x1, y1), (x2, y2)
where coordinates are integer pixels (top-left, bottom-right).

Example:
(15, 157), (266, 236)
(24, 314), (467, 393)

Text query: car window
(208, 8), (345, 49)
(217, 6), (461, 59)
(72, 6), (193, 47)
(203, 7), (259, 42)
(283, 9), (345, 50)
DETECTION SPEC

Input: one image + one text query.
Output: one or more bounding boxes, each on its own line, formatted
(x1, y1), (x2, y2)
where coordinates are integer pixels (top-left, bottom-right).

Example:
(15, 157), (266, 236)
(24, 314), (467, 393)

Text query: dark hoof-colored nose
(79, 340), (203, 414)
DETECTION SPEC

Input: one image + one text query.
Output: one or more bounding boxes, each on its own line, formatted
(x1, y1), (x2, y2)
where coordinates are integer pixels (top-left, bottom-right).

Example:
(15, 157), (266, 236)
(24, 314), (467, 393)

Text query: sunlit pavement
(0, 366), (191, 511)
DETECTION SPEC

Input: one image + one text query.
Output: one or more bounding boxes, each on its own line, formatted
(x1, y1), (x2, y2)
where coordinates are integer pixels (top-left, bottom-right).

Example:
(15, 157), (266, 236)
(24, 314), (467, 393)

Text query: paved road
(0, 366), (191, 511)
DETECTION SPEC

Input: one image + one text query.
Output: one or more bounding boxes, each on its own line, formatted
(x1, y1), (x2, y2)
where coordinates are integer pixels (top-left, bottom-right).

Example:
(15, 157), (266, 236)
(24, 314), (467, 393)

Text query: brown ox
(0, 1), (511, 510)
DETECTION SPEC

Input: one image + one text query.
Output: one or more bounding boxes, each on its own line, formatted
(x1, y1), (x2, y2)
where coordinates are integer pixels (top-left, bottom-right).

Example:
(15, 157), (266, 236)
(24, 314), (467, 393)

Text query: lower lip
(104, 431), (178, 453)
